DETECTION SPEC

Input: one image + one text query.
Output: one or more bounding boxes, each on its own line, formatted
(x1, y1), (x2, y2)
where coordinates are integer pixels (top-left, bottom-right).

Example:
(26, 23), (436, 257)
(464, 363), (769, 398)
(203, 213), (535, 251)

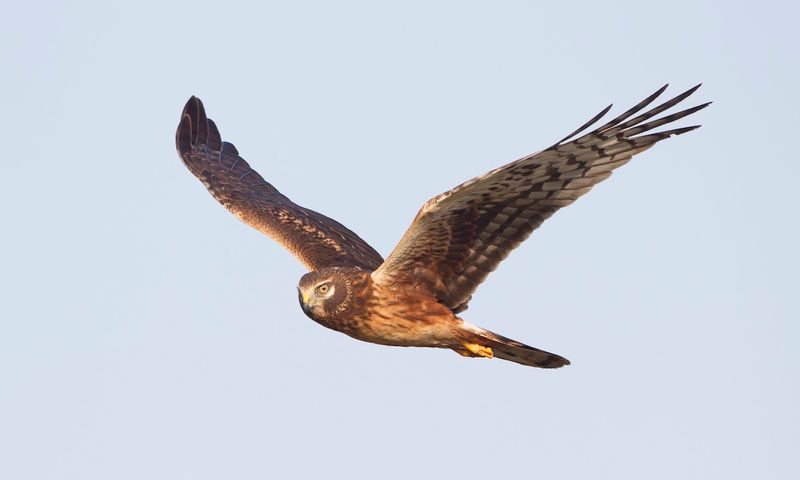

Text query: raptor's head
(297, 268), (355, 321)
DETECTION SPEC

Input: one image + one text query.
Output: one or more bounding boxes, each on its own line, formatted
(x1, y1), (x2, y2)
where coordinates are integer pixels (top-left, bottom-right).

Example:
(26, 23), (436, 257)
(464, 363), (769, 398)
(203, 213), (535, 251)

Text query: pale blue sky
(1, 1), (798, 479)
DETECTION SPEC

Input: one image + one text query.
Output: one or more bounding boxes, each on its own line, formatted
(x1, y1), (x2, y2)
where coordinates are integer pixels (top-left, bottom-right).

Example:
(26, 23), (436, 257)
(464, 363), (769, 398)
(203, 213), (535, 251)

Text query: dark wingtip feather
(594, 84), (670, 132)
(681, 101), (712, 120)
(666, 84), (702, 107)
(183, 96), (200, 125)
(206, 118), (223, 151)
(651, 84), (670, 100)
(668, 124), (702, 136)
(194, 98), (208, 145)
(629, 125), (702, 146)
(624, 100), (712, 138)
(552, 103), (613, 147)
(669, 83), (703, 107)
(650, 83), (671, 101)
(176, 112), (193, 155)
(181, 95), (201, 115)
(610, 84), (706, 133)
(553, 83), (678, 148)
(176, 96), (209, 156)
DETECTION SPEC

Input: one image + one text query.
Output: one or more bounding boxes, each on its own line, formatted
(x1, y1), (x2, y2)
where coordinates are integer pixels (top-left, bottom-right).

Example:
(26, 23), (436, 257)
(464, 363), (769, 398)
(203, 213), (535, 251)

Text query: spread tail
(457, 323), (570, 369)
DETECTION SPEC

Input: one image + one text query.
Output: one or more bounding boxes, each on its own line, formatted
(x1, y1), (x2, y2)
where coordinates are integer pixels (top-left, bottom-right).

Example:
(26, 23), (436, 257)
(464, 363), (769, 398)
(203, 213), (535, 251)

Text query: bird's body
(176, 85), (708, 368)
(296, 267), (570, 367)
(300, 267), (459, 348)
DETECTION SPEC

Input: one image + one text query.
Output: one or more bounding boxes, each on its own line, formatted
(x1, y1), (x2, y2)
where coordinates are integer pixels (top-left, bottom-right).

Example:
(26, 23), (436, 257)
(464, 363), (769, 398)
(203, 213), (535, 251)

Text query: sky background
(1, 1), (798, 479)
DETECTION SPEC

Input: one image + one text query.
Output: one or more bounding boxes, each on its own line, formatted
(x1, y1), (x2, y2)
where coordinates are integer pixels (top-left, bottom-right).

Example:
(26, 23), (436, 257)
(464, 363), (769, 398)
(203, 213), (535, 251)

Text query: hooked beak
(298, 288), (315, 316)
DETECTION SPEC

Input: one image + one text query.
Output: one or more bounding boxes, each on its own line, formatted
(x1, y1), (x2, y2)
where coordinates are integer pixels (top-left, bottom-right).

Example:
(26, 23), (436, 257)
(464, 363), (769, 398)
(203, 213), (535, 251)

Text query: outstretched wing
(176, 96), (384, 271)
(372, 85), (709, 312)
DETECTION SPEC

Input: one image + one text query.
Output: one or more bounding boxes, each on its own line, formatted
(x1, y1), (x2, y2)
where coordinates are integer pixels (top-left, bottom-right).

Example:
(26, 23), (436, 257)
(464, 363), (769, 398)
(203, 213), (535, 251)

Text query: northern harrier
(176, 85), (708, 368)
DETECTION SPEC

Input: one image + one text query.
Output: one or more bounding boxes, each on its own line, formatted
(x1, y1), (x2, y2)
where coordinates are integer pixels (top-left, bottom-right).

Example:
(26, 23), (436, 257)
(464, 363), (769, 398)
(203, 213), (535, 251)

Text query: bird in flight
(175, 85), (708, 368)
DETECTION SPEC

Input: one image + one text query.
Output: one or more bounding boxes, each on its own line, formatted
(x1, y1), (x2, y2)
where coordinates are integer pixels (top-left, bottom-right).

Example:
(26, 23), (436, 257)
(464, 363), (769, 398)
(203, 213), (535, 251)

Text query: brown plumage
(175, 85), (709, 368)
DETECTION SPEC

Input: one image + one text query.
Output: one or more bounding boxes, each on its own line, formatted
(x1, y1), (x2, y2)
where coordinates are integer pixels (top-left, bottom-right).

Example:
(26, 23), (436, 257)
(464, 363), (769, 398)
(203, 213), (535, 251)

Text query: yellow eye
(316, 284), (330, 294)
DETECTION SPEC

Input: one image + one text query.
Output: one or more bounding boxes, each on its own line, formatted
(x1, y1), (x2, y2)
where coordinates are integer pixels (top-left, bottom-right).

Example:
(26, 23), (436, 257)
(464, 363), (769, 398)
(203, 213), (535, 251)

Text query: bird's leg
(462, 342), (494, 359)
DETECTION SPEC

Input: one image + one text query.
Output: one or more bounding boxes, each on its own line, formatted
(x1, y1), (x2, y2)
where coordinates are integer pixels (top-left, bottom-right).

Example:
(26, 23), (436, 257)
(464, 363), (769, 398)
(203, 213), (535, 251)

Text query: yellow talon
(463, 342), (493, 359)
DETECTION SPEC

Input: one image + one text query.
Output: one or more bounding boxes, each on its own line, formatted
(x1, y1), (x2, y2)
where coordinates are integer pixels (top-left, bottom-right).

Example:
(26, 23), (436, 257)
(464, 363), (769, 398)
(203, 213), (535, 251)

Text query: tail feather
(459, 324), (570, 369)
